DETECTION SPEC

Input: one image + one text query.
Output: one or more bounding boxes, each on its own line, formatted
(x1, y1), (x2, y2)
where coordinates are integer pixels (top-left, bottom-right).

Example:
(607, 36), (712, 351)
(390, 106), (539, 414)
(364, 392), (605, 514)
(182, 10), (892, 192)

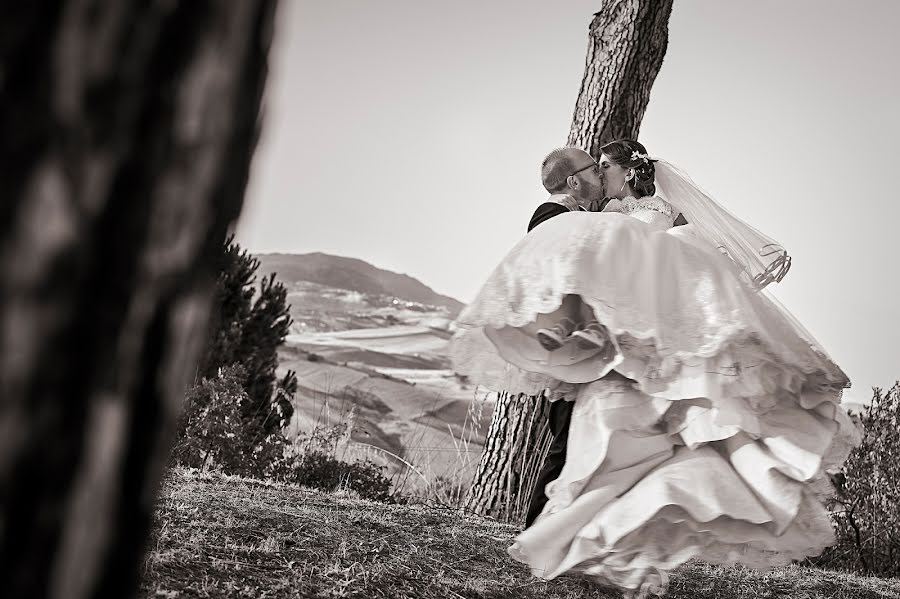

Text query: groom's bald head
(541, 147), (597, 194)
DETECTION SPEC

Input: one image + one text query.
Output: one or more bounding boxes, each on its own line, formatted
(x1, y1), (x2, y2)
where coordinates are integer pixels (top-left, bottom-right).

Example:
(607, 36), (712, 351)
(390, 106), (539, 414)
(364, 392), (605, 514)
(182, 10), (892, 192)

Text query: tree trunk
(464, 0), (672, 524)
(464, 392), (553, 522)
(0, 2), (277, 598)
(568, 0), (674, 155)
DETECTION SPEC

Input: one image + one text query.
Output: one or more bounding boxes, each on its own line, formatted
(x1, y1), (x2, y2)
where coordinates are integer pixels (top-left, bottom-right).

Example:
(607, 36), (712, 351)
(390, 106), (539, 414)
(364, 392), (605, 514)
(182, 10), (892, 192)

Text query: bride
(450, 139), (861, 598)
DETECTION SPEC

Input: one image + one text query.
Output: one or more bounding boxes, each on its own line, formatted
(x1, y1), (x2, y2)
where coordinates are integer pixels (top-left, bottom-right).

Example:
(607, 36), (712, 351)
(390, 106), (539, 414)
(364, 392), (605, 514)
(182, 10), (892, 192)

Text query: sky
(237, 0), (900, 404)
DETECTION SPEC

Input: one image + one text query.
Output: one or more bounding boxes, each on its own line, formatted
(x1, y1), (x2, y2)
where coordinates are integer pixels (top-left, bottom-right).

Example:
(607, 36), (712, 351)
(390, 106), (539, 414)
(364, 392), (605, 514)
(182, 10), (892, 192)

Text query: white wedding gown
(450, 196), (860, 598)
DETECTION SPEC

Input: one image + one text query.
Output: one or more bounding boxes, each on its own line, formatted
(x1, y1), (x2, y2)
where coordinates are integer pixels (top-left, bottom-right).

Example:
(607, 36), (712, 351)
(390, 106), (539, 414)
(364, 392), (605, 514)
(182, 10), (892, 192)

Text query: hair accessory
(630, 150), (651, 164)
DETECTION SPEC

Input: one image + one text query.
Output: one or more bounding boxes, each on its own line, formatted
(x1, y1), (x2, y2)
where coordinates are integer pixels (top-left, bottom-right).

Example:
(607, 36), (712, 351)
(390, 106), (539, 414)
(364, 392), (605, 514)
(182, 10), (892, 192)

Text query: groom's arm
(527, 202), (569, 233)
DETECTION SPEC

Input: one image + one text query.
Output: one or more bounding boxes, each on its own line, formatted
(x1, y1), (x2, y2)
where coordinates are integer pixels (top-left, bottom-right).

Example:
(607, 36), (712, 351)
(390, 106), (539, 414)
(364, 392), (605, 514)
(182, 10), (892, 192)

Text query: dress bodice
(602, 196), (677, 231)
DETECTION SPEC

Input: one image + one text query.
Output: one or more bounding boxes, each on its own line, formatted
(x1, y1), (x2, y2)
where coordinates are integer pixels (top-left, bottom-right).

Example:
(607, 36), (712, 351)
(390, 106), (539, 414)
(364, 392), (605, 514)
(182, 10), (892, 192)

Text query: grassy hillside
(140, 470), (900, 599)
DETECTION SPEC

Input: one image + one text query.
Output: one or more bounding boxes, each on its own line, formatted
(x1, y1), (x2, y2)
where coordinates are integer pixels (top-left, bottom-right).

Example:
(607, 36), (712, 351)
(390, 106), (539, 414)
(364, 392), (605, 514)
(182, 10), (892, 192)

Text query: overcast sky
(237, 0), (900, 404)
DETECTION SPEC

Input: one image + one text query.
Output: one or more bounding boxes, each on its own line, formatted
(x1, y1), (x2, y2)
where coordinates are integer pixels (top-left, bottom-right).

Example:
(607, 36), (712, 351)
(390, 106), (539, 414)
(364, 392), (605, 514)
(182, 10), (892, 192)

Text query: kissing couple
(450, 139), (861, 598)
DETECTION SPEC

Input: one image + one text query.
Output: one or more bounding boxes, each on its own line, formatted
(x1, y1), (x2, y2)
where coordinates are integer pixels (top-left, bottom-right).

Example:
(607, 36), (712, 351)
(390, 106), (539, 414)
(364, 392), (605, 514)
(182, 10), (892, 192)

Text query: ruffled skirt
(449, 211), (860, 597)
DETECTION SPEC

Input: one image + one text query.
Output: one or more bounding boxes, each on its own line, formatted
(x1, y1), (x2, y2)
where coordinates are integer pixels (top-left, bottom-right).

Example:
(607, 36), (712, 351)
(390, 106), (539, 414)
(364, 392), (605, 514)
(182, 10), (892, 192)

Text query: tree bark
(463, 393), (552, 522)
(0, 2), (277, 598)
(568, 0), (674, 155)
(464, 0), (672, 524)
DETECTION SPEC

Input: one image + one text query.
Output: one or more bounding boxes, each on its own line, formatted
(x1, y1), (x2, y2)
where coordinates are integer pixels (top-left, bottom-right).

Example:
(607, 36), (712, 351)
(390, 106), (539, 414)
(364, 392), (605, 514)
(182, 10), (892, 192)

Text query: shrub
(174, 237), (395, 502)
(170, 365), (289, 479)
(282, 450), (393, 503)
(200, 236), (297, 437)
(171, 368), (395, 502)
(282, 413), (396, 502)
(813, 382), (900, 576)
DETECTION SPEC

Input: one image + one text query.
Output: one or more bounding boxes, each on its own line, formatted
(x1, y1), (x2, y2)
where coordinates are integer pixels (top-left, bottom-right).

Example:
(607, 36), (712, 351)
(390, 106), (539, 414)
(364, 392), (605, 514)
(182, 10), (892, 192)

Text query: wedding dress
(449, 192), (860, 598)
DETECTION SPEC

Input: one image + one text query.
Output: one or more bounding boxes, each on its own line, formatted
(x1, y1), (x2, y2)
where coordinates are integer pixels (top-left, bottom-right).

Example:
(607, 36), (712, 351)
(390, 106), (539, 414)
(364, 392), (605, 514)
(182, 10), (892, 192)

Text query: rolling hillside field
(263, 253), (491, 494)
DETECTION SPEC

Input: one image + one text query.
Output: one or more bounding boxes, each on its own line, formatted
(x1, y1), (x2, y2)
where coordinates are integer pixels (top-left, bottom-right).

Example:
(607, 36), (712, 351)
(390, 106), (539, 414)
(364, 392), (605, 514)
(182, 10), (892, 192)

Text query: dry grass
(140, 469), (900, 599)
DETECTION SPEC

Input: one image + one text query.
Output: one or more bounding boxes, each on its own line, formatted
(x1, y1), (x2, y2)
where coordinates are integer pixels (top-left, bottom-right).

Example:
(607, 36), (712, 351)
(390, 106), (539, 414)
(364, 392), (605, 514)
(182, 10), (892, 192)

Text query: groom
(528, 147), (607, 232)
(523, 147), (608, 527)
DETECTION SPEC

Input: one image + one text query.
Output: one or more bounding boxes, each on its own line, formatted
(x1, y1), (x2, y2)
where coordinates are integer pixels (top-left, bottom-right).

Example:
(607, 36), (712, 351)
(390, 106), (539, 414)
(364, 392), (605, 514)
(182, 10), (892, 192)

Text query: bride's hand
(550, 194), (581, 211)
(586, 197), (611, 212)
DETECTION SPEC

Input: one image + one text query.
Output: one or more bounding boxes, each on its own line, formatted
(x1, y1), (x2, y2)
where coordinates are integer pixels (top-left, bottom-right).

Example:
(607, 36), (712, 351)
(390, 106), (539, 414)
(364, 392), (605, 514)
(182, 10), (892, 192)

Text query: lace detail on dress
(603, 196), (677, 230)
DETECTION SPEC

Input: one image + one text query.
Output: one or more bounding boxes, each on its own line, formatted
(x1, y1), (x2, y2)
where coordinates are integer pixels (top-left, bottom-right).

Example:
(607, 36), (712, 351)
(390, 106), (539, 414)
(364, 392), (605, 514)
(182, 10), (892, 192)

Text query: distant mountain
(255, 252), (464, 316)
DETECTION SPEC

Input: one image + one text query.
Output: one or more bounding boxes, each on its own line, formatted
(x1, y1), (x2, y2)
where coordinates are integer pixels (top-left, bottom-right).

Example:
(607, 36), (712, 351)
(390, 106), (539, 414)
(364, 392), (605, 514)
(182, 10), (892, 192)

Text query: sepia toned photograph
(2, 2), (899, 598)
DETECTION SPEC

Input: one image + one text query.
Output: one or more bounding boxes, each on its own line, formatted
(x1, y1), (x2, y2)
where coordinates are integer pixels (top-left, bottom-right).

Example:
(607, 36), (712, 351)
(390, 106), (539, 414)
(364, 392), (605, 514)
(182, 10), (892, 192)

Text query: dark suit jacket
(527, 202), (570, 233)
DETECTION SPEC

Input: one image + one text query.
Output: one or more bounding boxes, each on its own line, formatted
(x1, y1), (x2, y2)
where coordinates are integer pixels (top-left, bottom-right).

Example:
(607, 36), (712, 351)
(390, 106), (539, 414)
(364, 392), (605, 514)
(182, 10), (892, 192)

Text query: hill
(276, 340), (491, 495)
(255, 252), (486, 493)
(140, 470), (900, 599)
(255, 252), (464, 317)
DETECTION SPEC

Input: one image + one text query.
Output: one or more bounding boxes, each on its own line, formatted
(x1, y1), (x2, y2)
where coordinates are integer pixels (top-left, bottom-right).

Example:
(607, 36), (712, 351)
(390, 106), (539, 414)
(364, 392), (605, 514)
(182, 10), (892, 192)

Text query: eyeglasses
(569, 162), (600, 177)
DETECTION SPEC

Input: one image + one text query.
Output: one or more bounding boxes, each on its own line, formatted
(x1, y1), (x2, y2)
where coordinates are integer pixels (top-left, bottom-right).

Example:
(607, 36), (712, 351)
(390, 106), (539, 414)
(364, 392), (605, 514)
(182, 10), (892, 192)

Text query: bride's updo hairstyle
(600, 139), (657, 198)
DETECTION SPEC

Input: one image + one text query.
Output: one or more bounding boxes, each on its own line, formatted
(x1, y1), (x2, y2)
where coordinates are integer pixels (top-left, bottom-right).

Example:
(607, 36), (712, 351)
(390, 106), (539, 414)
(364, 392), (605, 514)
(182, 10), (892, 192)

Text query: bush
(281, 413), (396, 502)
(170, 365), (289, 479)
(200, 236), (297, 437)
(173, 237), (395, 502)
(813, 382), (900, 576)
(171, 367), (395, 502)
(283, 450), (393, 503)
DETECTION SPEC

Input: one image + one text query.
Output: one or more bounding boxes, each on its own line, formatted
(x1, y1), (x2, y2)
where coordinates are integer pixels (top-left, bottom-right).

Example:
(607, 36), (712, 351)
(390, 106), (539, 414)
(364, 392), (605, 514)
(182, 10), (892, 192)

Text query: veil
(653, 160), (791, 291)
(654, 160), (849, 387)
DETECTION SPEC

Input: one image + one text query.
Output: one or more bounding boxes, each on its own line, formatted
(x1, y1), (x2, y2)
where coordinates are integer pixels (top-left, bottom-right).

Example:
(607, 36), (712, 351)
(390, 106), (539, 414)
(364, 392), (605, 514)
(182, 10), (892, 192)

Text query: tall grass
(285, 375), (492, 508)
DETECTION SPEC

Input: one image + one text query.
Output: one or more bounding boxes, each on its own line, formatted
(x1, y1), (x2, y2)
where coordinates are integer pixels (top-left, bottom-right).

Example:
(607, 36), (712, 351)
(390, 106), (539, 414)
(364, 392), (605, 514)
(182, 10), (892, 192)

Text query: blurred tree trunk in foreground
(0, 2), (277, 598)
(464, 0), (674, 524)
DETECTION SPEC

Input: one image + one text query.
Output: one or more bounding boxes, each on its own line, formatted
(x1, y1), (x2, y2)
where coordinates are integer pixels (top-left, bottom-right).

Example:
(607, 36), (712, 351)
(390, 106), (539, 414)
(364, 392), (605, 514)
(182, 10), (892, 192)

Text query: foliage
(172, 366), (393, 502)
(813, 382), (900, 577)
(170, 365), (289, 479)
(201, 235), (296, 435)
(283, 450), (393, 503)
(283, 411), (394, 503)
